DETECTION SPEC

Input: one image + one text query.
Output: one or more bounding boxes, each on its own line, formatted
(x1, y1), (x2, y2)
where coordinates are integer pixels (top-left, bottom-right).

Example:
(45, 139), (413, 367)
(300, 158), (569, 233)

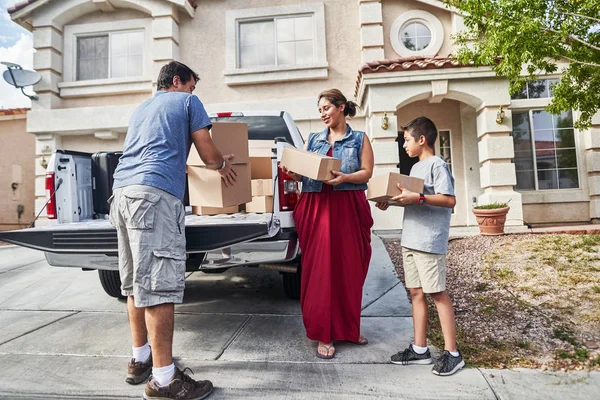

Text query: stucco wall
(382, 0), (453, 60)
(523, 203), (590, 224)
(0, 116), (35, 231)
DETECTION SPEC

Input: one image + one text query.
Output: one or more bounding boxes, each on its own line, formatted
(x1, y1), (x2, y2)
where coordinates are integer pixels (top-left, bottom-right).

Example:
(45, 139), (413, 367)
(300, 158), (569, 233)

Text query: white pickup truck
(0, 111), (303, 299)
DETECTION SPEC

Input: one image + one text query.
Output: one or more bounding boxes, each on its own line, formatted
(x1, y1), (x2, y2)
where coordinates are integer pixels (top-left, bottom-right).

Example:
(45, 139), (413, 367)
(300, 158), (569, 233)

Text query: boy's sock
(132, 343), (151, 363)
(412, 344), (428, 354)
(449, 350), (460, 357)
(152, 363), (175, 387)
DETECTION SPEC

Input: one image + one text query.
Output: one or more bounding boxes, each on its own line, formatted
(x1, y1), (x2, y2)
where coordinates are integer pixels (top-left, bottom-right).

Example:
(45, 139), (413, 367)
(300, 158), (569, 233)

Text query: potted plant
(472, 201), (510, 235)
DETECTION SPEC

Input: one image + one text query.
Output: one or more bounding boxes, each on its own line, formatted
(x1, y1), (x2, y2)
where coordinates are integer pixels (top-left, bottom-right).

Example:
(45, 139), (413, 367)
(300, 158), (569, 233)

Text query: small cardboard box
(188, 164), (251, 207)
(251, 179), (274, 196)
(245, 196), (274, 213)
(367, 172), (425, 205)
(192, 205), (239, 215)
(187, 122), (249, 166)
(250, 157), (272, 179)
(280, 147), (341, 181)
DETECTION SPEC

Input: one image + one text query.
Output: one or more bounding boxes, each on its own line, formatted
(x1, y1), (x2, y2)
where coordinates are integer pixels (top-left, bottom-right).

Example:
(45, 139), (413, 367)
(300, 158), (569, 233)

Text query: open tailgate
(0, 213), (278, 254)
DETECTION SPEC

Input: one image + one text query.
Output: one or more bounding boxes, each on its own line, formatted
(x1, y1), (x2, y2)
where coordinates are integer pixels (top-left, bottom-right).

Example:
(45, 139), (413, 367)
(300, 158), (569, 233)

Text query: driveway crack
(0, 311), (80, 347)
(213, 315), (253, 361)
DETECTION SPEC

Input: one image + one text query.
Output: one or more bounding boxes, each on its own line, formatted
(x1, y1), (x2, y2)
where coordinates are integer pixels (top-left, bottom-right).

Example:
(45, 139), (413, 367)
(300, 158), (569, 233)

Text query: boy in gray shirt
(376, 117), (464, 376)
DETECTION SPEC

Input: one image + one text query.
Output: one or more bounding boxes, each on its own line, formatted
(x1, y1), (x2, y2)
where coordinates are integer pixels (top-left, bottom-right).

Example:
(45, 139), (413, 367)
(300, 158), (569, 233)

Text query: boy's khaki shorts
(402, 247), (446, 293)
(109, 185), (186, 308)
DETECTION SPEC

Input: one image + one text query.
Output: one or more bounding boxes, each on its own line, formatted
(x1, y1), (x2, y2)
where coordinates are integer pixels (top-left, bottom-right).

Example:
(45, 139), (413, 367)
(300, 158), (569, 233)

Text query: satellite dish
(1, 61), (40, 101)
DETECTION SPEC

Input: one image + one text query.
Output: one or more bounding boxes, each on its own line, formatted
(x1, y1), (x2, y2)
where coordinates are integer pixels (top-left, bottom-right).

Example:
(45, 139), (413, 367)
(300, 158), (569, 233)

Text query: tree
(445, 0), (600, 129)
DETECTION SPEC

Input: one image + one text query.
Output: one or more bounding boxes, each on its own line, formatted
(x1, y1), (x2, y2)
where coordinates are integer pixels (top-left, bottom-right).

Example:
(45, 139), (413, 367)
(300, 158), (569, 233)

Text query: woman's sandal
(351, 335), (369, 345)
(316, 343), (335, 359)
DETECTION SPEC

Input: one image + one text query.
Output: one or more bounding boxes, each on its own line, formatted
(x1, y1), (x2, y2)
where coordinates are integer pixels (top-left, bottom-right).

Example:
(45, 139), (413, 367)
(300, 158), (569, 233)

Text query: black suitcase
(92, 151), (122, 215)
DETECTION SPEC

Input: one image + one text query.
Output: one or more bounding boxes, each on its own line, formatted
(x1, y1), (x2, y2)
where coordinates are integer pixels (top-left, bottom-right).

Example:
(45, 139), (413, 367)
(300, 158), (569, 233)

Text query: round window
(399, 22), (431, 51)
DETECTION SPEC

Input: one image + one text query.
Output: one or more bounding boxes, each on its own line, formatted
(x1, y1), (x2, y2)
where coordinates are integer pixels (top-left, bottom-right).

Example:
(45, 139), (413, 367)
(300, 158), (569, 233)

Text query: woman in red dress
(282, 89), (374, 359)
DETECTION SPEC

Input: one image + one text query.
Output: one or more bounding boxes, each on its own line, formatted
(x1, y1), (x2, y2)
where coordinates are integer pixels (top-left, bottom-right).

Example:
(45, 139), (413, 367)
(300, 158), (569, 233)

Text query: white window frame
(61, 19), (153, 98)
(390, 10), (444, 57)
(511, 108), (581, 191)
(225, 3), (328, 86)
(436, 129), (453, 174)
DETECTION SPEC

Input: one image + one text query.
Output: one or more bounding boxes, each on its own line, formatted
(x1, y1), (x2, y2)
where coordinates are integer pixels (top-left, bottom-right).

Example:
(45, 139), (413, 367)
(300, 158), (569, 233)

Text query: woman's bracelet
(216, 159), (227, 171)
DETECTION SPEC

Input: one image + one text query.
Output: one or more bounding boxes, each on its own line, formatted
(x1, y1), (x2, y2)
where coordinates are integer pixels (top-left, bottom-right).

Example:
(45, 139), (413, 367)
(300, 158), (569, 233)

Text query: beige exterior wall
(0, 115), (36, 231)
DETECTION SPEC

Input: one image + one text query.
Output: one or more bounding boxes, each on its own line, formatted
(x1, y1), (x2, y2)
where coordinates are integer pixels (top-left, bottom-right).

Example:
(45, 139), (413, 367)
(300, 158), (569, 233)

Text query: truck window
(210, 115), (293, 143)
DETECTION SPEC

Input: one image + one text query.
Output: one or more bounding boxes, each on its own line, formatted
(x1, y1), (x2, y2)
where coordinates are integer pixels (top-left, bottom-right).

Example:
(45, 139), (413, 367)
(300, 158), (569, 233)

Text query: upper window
(76, 31), (144, 81)
(238, 16), (314, 68)
(390, 10), (443, 57)
(225, 4), (328, 85)
(511, 78), (560, 100)
(400, 22), (432, 51)
(511, 110), (578, 191)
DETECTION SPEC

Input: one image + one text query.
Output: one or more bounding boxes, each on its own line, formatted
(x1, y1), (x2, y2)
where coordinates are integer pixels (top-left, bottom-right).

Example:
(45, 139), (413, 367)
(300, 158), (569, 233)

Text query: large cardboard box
(188, 164), (252, 207)
(367, 172), (425, 205)
(192, 205), (239, 215)
(187, 122), (249, 166)
(251, 179), (274, 196)
(250, 157), (272, 179)
(245, 196), (274, 213)
(280, 147), (341, 181)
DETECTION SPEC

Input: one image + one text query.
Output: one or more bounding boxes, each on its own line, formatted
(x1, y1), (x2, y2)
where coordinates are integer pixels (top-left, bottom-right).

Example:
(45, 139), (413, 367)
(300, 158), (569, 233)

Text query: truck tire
(98, 270), (125, 299)
(282, 266), (301, 299)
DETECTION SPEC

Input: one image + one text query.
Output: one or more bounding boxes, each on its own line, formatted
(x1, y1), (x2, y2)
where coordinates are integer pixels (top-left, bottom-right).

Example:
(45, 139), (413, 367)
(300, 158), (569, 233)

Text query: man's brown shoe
(126, 354), (152, 385)
(143, 367), (213, 400)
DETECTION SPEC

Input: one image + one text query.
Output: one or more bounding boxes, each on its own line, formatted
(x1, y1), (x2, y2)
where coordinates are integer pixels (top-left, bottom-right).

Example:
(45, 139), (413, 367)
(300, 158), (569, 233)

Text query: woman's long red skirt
(293, 181), (373, 342)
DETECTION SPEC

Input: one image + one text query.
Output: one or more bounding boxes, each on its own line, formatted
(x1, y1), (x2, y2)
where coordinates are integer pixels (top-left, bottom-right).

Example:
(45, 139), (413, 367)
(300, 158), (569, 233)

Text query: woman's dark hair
(318, 89), (358, 118)
(403, 116), (438, 148)
(156, 61), (200, 90)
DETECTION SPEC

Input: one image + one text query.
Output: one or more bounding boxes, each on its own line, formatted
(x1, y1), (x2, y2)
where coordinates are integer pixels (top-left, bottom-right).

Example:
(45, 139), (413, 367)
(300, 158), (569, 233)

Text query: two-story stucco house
(8, 0), (600, 230)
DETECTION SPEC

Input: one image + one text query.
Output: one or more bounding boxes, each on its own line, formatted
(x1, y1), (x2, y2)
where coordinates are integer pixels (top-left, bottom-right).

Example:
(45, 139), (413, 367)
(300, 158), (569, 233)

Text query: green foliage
(444, 0), (600, 129)
(474, 202), (509, 209)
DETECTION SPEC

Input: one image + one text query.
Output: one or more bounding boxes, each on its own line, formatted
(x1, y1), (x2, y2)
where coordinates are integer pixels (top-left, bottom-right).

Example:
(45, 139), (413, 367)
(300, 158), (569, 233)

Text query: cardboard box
(192, 205), (239, 215)
(280, 147), (341, 181)
(367, 172), (425, 205)
(188, 164), (252, 207)
(187, 122), (249, 166)
(251, 179), (274, 196)
(250, 157), (272, 179)
(245, 196), (274, 213)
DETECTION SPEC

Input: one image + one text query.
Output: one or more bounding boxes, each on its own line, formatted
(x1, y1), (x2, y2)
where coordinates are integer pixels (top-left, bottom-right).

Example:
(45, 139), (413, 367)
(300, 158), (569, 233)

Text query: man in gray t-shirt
(376, 116), (464, 377)
(110, 61), (236, 399)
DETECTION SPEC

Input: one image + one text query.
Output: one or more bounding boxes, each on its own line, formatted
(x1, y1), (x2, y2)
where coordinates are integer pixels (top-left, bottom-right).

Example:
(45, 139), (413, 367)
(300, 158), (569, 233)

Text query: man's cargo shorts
(108, 184), (186, 307)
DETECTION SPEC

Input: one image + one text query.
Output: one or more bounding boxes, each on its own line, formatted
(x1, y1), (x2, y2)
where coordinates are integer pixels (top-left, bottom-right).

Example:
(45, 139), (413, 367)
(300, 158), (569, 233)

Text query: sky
(0, 0), (34, 109)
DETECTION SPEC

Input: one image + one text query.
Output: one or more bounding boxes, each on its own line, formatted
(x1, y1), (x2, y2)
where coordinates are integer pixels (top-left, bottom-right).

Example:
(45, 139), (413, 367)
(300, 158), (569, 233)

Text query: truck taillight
(45, 172), (57, 219)
(278, 168), (298, 211)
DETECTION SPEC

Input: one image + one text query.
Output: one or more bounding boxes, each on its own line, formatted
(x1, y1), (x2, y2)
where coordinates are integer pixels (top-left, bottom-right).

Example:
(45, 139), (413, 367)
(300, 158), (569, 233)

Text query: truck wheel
(282, 266), (301, 299)
(98, 270), (125, 299)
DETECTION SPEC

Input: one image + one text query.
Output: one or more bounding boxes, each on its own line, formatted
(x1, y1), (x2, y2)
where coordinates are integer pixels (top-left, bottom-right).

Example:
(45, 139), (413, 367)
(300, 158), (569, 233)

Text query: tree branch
(559, 56), (600, 68)
(562, 11), (600, 24)
(545, 28), (600, 52)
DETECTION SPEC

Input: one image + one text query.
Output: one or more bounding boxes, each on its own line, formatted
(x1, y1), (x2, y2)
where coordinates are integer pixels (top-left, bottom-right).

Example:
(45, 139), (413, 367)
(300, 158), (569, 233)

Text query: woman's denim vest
(301, 125), (368, 192)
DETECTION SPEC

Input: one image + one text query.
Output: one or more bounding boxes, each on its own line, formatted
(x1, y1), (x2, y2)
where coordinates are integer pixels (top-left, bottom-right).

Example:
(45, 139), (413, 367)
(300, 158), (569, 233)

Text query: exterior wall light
(40, 156), (48, 169)
(496, 106), (505, 124)
(381, 112), (389, 130)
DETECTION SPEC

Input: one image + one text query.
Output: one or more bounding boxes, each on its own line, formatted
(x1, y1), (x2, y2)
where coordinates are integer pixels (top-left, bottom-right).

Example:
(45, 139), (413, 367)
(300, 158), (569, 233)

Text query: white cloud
(0, 33), (34, 109)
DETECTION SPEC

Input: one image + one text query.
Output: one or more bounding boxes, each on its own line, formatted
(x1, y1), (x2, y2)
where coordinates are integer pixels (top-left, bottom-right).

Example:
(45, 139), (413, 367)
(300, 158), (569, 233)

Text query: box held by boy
(245, 196), (273, 213)
(188, 164), (251, 208)
(187, 122), (249, 166)
(367, 172), (424, 206)
(280, 147), (341, 181)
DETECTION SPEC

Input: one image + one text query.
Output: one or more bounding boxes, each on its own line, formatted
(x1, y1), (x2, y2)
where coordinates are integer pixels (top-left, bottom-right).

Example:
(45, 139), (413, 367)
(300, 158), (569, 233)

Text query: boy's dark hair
(156, 61), (199, 91)
(403, 116), (438, 148)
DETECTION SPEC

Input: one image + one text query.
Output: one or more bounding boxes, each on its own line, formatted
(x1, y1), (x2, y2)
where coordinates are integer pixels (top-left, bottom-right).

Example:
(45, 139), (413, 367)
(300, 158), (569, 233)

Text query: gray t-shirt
(113, 91), (212, 200)
(401, 156), (455, 255)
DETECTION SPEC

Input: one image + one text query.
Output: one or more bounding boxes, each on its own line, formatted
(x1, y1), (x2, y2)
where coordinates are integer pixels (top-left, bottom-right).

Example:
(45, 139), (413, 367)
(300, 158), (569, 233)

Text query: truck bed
(0, 212), (277, 254)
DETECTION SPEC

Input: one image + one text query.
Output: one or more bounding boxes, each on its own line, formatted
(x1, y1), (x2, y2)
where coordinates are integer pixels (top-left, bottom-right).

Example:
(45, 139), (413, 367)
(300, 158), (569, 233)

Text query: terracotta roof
(8, 0), (196, 14)
(0, 108), (29, 116)
(355, 56), (478, 97)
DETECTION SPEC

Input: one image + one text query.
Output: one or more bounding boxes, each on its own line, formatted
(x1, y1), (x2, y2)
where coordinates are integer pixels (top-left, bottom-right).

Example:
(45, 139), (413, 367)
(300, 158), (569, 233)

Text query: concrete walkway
(0, 235), (598, 399)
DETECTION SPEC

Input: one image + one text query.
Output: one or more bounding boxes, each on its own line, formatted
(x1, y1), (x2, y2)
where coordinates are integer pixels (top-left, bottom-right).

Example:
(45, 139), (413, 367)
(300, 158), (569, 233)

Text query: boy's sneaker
(126, 354), (152, 385)
(143, 367), (213, 400)
(390, 345), (432, 365)
(432, 350), (465, 376)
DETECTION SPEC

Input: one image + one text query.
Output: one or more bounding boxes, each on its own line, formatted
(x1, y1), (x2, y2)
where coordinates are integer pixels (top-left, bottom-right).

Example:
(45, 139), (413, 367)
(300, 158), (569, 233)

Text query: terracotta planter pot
(472, 206), (510, 235)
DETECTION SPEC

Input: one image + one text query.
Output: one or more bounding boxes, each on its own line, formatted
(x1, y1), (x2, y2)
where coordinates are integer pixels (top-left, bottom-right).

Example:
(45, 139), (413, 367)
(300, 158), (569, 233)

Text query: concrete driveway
(0, 236), (597, 399)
